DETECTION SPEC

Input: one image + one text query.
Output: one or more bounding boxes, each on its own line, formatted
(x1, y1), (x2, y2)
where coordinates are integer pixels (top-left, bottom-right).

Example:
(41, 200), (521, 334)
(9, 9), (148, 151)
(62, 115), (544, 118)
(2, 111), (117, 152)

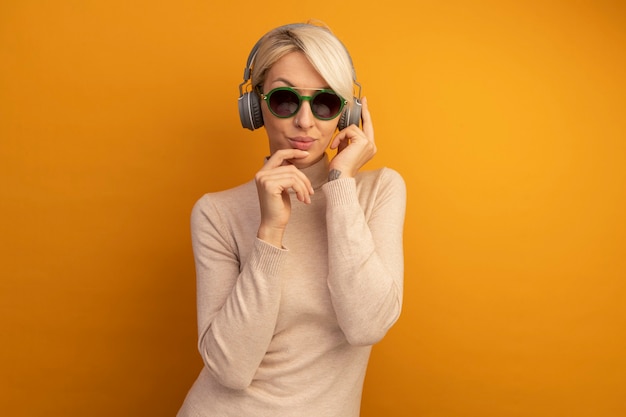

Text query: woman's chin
(293, 151), (324, 169)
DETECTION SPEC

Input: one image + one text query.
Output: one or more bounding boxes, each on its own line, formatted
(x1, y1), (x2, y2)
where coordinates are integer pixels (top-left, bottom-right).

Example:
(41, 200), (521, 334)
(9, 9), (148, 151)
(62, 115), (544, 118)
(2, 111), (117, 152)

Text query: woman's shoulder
(353, 167), (406, 209)
(192, 180), (258, 215)
(356, 166), (405, 188)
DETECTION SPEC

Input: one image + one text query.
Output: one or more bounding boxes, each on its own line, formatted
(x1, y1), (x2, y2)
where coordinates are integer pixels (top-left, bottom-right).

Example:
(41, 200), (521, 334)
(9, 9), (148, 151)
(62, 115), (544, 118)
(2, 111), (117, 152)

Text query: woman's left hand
(328, 96), (376, 178)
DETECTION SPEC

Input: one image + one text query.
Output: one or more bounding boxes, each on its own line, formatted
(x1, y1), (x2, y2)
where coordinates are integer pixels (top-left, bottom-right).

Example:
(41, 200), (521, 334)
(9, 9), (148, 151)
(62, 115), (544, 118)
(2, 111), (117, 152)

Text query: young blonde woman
(178, 22), (406, 417)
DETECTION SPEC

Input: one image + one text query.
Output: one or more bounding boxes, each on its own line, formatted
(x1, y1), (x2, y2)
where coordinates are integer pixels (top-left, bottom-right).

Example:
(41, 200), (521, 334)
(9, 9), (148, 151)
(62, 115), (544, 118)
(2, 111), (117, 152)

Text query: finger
(337, 134), (349, 153)
(270, 174), (312, 204)
(262, 149), (310, 170)
(331, 125), (361, 150)
(330, 127), (355, 149)
(257, 167), (314, 201)
(329, 131), (344, 150)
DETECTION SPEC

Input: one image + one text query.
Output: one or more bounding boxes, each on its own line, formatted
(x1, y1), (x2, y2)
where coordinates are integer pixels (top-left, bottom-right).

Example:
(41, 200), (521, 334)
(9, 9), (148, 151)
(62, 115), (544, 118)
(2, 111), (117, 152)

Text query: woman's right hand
(255, 149), (314, 247)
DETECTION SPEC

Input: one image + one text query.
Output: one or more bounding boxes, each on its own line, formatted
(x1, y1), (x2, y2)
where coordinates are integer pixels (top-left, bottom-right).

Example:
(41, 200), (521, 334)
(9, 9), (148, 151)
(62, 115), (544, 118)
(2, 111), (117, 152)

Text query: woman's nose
(294, 100), (314, 128)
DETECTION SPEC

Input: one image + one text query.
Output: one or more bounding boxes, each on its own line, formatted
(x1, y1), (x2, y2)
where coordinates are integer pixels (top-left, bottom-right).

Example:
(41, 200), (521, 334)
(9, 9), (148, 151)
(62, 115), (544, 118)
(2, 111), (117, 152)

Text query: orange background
(1, 1), (625, 416)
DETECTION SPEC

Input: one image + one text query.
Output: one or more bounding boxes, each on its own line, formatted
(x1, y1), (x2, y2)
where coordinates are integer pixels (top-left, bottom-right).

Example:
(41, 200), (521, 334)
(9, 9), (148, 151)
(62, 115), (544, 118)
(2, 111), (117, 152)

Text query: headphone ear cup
(238, 92), (264, 130)
(337, 98), (362, 130)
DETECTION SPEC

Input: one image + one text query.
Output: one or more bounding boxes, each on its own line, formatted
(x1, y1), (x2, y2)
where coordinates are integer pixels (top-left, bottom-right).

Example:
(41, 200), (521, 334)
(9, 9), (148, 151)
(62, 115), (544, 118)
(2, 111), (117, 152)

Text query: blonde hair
(250, 22), (356, 108)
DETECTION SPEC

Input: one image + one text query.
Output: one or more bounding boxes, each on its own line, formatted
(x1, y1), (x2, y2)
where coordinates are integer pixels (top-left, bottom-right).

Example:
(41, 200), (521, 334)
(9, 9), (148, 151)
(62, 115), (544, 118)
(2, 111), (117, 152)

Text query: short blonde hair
(250, 22), (356, 108)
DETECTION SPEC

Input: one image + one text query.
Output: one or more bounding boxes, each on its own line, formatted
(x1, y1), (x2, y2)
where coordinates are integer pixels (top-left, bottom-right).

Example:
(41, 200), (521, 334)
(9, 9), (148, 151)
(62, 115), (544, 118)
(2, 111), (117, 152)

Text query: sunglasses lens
(312, 92), (343, 119)
(265, 88), (344, 120)
(268, 89), (300, 117)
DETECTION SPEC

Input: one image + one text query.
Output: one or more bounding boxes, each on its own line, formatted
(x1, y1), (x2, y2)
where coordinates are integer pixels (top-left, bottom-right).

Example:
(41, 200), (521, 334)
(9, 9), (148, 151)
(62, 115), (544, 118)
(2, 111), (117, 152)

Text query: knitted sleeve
(190, 194), (287, 390)
(322, 168), (406, 345)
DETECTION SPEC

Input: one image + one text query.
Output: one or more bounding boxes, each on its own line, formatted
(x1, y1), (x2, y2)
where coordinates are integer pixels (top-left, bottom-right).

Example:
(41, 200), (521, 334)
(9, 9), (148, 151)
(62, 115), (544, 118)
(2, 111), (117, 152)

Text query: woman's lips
(289, 138), (315, 151)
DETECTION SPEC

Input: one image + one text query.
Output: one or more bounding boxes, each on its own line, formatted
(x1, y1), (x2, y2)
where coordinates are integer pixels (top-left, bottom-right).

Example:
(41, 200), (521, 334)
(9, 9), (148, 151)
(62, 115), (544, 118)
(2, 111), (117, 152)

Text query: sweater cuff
(322, 177), (358, 206)
(251, 237), (288, 277)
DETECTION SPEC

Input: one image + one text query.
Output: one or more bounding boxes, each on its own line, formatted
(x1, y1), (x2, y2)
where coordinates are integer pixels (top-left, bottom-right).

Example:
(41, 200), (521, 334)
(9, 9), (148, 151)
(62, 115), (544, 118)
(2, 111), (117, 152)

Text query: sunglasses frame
(259, 87), (347, 121)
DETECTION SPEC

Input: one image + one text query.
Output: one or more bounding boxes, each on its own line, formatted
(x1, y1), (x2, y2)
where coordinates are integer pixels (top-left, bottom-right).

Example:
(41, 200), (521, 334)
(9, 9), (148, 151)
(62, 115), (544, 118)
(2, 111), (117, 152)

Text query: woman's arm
(323, 168), (406, 346)
(191, 150), (313, 390)
(191, 197), (287, 390)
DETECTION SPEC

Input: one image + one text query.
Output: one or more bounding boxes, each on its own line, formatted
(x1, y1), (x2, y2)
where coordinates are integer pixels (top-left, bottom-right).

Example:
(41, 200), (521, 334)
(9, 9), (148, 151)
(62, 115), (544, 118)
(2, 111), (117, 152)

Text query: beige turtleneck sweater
(178, 154), (406, 417)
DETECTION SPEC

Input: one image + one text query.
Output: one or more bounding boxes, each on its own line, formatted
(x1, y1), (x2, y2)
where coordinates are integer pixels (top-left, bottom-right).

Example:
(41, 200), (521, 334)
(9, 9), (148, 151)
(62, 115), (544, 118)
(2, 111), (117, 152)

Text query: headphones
(238, 23), (362, 131)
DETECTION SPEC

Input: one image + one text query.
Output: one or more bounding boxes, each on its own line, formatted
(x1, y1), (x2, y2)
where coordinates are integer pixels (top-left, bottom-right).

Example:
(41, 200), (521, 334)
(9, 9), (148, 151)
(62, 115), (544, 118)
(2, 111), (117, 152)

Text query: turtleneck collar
(299, 153), (330, 190)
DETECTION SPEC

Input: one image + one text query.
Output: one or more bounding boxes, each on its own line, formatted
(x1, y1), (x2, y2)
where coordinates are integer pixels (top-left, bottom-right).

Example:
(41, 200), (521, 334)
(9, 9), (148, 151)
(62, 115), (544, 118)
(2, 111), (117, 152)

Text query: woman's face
(261, 51), (339, 169)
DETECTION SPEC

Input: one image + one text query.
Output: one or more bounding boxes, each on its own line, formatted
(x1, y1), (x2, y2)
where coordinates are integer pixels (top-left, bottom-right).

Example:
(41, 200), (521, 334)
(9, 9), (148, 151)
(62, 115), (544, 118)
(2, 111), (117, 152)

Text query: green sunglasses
(260, 87), (347, 120)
